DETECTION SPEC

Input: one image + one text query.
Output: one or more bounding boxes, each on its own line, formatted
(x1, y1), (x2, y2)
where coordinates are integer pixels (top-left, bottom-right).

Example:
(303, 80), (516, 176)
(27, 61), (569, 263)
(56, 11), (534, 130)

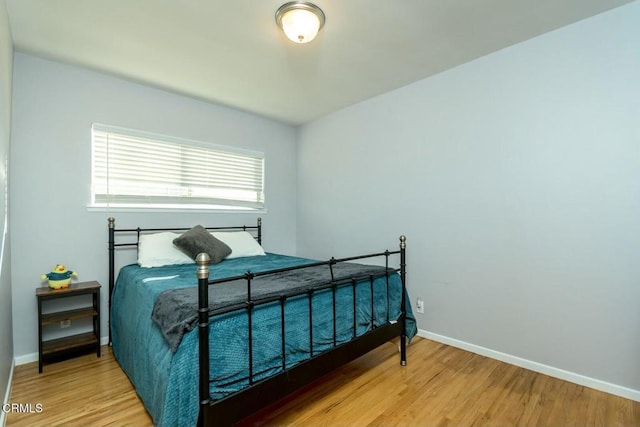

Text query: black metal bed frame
(107, 217), (407, 426)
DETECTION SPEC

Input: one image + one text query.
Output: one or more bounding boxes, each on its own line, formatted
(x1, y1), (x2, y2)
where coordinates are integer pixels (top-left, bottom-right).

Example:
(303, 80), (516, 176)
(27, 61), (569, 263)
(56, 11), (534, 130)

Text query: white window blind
(91, 124), (265, 210)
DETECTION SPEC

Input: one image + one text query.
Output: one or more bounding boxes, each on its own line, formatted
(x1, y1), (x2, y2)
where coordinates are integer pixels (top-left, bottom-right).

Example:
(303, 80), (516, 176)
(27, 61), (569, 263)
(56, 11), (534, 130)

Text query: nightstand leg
(38, 298), (43, 373)
(95, 290), (101, 358)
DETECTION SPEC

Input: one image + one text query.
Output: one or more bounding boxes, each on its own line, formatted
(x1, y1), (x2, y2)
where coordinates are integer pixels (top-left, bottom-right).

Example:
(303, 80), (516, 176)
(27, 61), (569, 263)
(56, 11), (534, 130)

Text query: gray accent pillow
(173, 225), (232, 264)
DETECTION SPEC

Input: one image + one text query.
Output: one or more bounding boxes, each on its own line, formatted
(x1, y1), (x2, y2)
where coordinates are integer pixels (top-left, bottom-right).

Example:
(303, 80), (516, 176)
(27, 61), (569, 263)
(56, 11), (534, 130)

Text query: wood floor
(6, 337), (640, 426)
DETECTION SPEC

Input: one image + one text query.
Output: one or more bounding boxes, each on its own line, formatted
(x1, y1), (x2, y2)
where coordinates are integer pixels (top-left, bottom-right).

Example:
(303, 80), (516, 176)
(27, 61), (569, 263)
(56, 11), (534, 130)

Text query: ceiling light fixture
(275, 1), (325, 44)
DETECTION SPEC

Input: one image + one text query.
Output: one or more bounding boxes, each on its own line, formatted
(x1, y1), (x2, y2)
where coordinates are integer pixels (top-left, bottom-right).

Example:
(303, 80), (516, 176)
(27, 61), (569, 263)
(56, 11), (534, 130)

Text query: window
(91, 124), (265, 210)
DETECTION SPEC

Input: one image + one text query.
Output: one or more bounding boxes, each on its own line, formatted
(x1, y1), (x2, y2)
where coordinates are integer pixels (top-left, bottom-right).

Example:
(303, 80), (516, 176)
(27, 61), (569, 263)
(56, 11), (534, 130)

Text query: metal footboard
(196, 236), (407, 426)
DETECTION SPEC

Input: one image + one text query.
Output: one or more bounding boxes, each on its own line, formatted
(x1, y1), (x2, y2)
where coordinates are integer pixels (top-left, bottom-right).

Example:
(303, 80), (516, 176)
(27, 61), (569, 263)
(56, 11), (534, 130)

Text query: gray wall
(10, 53), (297, 359)
(297, 2), (640, 395)
(0, 0), (13, 418)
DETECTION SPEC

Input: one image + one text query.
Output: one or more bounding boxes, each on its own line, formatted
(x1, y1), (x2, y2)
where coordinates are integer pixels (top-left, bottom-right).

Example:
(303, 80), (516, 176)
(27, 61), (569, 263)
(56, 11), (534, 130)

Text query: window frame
(89, 123), (266, 212)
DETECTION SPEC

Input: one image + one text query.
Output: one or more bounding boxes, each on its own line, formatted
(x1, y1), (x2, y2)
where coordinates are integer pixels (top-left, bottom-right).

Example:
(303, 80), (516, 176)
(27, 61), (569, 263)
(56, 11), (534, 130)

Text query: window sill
(86, 206), (267, 214)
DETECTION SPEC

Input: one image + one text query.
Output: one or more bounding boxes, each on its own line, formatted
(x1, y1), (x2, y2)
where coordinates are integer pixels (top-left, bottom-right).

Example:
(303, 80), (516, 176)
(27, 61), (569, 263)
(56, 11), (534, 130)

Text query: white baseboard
(14, 336), (111, 367)
(419, 329), (640, 403)
(13, 352), (37, 367)
(0, 359), (15, 427)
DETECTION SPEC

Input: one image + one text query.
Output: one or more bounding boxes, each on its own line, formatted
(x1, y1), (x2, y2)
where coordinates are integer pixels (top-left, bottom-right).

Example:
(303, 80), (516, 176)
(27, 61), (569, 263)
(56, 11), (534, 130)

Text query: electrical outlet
(416, 297), (424, 314)
(60, 319), (71, 329)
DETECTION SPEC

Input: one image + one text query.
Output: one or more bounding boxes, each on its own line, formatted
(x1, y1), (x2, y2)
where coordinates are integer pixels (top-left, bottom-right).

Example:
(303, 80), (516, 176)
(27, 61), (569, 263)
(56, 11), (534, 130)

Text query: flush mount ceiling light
(275, 1), (326, 44)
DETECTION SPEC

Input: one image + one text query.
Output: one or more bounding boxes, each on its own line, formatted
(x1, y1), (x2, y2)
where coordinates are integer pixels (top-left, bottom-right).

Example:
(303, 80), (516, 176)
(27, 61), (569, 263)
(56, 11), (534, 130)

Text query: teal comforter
(111, 253), (416, 427)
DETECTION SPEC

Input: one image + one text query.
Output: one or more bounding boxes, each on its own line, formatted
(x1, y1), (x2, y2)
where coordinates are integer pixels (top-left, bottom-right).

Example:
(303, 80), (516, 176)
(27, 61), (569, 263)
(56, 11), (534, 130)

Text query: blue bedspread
(111, 253), (416, 427)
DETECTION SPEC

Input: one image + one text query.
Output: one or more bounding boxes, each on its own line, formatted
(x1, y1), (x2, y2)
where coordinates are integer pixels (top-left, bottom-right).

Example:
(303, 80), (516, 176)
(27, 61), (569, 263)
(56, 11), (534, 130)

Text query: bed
(108, 218), (417, 426)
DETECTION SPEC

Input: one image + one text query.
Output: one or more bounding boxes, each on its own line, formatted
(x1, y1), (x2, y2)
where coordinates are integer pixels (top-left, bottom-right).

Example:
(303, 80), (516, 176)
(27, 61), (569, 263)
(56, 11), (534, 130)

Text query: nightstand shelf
(40, 307), (98, 325)
(36, 281), (101, 373)
(42, 332), (98, 356)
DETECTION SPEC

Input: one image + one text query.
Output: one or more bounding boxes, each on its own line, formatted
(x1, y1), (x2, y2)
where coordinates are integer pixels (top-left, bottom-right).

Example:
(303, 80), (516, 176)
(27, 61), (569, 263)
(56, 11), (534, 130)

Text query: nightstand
(36, 281), (101, 373)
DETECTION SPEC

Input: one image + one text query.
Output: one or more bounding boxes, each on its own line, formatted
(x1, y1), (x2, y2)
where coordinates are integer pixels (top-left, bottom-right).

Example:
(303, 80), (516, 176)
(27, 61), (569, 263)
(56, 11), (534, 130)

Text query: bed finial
(196, 253), (211, 280)
(399, 235), (406, 250)
(257, 217), (262, 226)
(108, 217), (115, 228)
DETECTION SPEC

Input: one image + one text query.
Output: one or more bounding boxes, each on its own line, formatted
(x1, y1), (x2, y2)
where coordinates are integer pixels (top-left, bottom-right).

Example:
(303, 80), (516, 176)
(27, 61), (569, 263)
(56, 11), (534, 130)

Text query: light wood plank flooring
(7, 338), (640, 426)
(7, 347), (152, 427)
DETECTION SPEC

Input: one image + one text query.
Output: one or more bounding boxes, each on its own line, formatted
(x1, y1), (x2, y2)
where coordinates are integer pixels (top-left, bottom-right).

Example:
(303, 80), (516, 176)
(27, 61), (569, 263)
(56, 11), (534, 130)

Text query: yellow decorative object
(41, 264), (78, 289)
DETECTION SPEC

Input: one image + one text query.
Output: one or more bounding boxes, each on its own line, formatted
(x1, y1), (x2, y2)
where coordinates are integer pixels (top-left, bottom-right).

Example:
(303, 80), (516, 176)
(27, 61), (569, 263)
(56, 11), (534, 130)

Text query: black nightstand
(36, 281), (101, 373)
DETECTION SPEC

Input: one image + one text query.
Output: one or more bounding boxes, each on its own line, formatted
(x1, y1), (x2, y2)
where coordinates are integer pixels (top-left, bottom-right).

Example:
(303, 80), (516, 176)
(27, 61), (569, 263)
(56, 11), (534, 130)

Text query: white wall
(297, 2), (640, 396)
(0, 0), (14, 416)
(10, 53), (297, 359)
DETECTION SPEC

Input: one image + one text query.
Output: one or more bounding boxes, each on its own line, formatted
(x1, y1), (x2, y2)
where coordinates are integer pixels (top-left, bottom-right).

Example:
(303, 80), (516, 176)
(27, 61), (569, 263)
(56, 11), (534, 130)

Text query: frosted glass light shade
(276, 2), (325, 44)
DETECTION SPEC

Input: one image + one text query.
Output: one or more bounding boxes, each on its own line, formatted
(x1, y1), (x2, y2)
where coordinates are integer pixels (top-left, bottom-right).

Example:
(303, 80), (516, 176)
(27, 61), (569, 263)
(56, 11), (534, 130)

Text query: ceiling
(5, 0), (634, 125)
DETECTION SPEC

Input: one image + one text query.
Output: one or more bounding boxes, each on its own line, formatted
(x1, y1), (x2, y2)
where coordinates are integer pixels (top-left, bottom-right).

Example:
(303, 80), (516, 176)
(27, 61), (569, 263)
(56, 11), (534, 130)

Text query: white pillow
(138, 232), (194, 268)
(211, 231), (266, 259)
